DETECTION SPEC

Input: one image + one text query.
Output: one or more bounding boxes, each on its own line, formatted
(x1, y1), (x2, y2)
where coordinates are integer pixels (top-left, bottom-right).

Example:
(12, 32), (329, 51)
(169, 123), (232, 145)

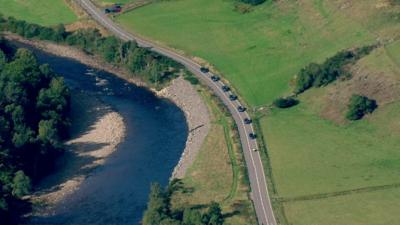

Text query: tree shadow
(31, 92), (117, 204)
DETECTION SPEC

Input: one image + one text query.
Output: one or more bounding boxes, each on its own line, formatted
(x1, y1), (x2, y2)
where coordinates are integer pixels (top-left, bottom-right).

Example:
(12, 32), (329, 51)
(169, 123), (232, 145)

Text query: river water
(17, 44), (188, 225)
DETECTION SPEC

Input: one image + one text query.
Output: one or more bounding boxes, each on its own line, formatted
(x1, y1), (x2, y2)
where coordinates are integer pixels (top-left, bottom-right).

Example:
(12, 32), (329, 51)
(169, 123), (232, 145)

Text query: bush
(239, 0), (266, 6)
(273, 97), (299, 108)
(346, 95), (377, 120)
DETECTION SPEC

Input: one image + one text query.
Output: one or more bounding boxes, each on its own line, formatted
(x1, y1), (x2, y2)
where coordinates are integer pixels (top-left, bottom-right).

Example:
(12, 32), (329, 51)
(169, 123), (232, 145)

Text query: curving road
(74, 1), (277, 224)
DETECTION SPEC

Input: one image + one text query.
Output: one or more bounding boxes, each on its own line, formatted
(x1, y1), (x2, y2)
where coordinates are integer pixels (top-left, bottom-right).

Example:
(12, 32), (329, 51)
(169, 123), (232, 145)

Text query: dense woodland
(0, 38), (70, 223)
(143, 181), (224, 225)
(0, 16), (182, 88)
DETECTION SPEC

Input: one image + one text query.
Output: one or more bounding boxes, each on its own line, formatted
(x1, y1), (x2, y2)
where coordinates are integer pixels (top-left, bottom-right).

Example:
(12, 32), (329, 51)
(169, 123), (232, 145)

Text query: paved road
(74, 1), (277, 224)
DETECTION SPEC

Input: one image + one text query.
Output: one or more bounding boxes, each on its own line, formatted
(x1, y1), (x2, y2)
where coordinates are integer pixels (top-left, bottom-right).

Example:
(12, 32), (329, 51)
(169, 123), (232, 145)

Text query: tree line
(143, 181), (224, 225)
(0, 38), (70, 223)
(0, 16), (182, 88)
(293, 46), (375, 94)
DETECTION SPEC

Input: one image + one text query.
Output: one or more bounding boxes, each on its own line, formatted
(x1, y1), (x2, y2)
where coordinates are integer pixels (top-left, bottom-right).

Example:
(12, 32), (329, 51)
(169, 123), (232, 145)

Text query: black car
(244, 118), (252, 124)
(237, 106), (246, 112)
(222, 86), (230, 92)
(211, 76), (220, 82)
(229, 94), (237, 101)
(249, 133), (257, 139)
(200, 67), (209, 73)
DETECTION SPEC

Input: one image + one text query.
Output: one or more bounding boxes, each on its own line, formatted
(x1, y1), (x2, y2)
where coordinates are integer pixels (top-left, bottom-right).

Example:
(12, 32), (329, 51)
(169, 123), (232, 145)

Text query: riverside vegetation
(0, 38), (70, 223)
(0, 15), (183, 89)
(143, 182), (224, 225)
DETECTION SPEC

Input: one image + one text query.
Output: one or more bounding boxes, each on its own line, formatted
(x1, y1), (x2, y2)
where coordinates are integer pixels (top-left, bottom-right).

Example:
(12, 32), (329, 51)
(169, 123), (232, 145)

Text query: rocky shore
(158, 77), (210, 179)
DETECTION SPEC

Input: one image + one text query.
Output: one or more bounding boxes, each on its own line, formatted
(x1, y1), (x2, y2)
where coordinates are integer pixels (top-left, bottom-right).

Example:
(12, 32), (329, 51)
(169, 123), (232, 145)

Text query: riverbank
(158, 77), (210, 179)
(29, 91), (125, 216)
(4, 34), (210, 179)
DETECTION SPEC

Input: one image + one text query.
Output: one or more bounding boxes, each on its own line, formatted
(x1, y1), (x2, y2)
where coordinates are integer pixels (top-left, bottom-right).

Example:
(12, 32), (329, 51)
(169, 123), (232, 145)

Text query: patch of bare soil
(29, 91), (125, 215)
(320, 62), (400, 124)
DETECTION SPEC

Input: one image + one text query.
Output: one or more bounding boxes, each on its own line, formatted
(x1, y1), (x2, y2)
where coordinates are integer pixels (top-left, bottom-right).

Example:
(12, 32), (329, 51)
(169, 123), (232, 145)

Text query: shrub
(273, 97), (299, 108)
(239, 0), (266, 6)
(346, 95), (377, 120)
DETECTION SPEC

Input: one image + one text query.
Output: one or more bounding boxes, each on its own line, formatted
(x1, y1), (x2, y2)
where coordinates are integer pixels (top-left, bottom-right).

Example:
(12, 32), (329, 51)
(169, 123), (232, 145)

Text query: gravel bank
(30, 91), (125, 215)
(158, 77), (210, 179)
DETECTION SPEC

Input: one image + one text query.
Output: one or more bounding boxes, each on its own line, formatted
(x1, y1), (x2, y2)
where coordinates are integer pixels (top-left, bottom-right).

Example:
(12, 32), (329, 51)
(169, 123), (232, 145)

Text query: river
(17, 43), (188, 225)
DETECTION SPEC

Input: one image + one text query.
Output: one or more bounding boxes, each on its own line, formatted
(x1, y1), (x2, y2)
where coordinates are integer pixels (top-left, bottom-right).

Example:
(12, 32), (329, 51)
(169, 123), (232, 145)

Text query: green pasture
(116, 0), (380, 106)
(0, 0), (77, 26)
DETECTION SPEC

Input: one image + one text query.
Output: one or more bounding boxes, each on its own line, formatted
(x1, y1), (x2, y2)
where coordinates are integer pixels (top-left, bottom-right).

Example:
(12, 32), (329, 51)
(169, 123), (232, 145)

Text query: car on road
(237, 106), (246, 112)
(211, 76), (220, 82)
(244, 118), (252, 124)
(249, 133), (257, 139)
(200, 67), (209, 73)
(229, 94), (237, 101)
(252, 148), (257, 152)
(222, 85), (230, 92)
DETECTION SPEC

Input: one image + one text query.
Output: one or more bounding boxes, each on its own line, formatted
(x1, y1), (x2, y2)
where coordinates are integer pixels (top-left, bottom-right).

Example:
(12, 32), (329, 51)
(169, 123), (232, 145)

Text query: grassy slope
(117, 0), (375, 106)
(171, 88), (256, 225)
(0, 0), (77, 26)
(115, 0), (400, 224)
(265, 40), (400, 224)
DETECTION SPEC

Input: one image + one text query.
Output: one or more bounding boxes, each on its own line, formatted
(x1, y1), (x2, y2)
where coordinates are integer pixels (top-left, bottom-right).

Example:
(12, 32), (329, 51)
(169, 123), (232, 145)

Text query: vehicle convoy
(74, 1), (278, 224)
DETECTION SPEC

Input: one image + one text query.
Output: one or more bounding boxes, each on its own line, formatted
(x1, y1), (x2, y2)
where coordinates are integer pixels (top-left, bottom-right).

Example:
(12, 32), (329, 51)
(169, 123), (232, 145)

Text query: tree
(346, 95), (377, 120)
(182, 208), (203, 225)
(38, 120), (59, 146)
(143, 183), (170, 225)
(240, 0), (266, 5)
(203, 202), (223, 225)
(11, 170), (30, 198)
(0, 49), (6, 70)
(273, 97), (299, 108)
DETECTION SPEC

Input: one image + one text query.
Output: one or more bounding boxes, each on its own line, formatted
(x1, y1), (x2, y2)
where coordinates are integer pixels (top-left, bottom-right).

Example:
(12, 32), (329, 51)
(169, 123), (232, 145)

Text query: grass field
(171, 87), (256, 225)
(116, 0), (383, 106)
(115, 0), (400, 224)
(283, 187), (400, 225)
(0, 0), (77, 26)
